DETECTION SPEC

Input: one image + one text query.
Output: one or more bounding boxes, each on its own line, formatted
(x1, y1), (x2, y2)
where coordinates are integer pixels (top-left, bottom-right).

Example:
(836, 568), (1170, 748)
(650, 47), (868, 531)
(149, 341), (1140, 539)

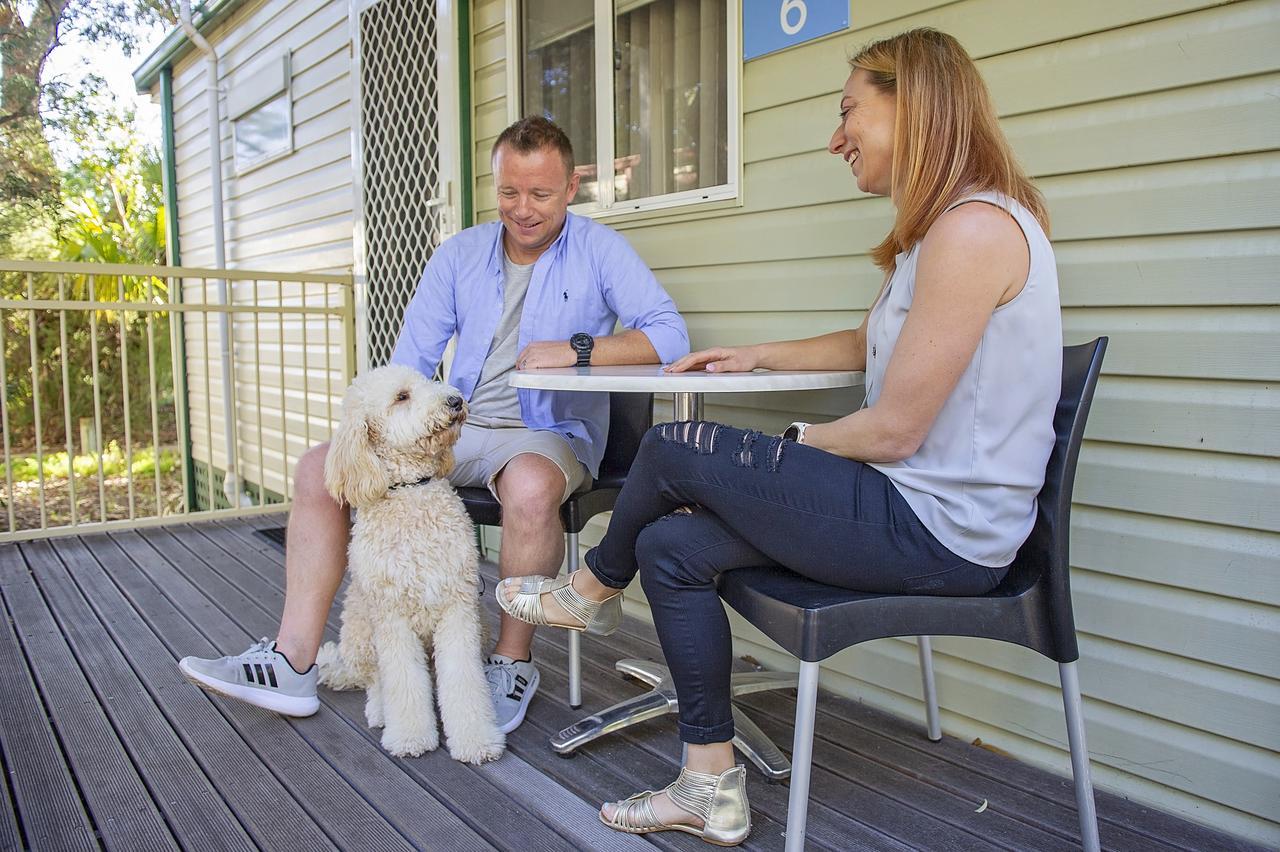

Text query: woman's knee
(636, 512), (716, 593)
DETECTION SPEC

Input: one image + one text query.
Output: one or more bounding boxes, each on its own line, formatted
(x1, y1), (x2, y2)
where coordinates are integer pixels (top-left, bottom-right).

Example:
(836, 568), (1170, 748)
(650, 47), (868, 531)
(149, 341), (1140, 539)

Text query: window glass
(234, 94), (291, 171)
(613, 0), (727, 202)
(521, 0), (597, 204)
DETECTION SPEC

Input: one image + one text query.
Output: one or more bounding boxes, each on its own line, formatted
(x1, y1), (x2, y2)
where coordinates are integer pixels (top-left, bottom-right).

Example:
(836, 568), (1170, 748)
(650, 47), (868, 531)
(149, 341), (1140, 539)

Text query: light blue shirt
(391, 211), (689, 477)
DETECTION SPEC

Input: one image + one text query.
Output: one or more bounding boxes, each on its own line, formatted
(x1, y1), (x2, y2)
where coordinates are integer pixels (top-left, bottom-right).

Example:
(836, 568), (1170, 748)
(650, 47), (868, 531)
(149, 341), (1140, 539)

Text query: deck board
(128, 526), (489, 852)
(19, 539), (211, 852)
(0, 516), (1265, 852)
(0, 546), (100, 852)
(50, 533), (339, 852)
(0, 739), (22, 852)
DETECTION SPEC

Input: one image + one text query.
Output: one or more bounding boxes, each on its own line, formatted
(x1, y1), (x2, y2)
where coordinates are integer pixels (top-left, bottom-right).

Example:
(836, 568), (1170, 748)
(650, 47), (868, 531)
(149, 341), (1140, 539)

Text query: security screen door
(352, 0), (462, 370)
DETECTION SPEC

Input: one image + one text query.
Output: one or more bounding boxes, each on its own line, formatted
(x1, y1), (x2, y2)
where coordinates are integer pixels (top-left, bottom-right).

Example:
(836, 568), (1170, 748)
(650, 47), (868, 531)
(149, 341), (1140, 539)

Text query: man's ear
(566, 167), (581, 200)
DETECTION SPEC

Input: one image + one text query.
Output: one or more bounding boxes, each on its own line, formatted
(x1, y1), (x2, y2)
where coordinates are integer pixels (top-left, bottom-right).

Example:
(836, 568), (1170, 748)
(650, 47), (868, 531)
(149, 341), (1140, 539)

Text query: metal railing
(0, 260), (355, 542)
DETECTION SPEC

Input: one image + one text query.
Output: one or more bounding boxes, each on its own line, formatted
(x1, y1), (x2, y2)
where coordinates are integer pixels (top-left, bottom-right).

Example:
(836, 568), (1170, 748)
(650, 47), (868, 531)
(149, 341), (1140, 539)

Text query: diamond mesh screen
(358, 0), (446, 368)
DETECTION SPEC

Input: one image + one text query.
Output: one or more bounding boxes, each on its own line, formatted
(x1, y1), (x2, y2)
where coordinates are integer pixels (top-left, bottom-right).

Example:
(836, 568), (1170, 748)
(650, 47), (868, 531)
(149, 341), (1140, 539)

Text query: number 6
(780, 0), (807, 36)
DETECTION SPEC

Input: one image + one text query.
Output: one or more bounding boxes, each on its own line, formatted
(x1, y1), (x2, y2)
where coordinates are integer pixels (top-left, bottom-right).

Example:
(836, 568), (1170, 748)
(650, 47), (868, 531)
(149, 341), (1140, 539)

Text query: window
(229, 53), (293, 173)
(519, 0), (737, 215)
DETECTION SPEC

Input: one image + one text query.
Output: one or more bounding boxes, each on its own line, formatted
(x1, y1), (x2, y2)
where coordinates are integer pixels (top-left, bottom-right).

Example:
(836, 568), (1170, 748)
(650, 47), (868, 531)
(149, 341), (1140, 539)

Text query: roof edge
(132, 0), (252, 93)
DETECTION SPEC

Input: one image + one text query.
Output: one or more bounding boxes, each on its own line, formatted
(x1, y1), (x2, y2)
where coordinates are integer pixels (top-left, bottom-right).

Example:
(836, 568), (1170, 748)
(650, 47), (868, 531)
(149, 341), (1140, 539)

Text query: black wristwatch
(569, 332), (594, 367)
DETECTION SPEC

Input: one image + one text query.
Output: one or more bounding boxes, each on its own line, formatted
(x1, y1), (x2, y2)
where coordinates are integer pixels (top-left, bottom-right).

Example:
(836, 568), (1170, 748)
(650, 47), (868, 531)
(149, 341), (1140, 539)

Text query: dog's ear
(325, 412), (388, 509)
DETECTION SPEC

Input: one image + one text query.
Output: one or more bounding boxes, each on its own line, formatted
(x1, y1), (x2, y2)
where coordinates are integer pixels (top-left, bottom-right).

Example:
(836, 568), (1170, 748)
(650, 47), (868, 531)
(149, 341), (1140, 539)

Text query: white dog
(316, 364), (504, 763)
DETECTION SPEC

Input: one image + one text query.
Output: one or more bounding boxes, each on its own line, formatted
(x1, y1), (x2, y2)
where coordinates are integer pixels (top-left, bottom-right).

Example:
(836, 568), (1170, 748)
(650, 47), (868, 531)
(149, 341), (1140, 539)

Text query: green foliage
(0, 272), (178, 451)
(63, 1), (179, 55)
(9, 442), (179, 483)
(51, 81), (167, 265)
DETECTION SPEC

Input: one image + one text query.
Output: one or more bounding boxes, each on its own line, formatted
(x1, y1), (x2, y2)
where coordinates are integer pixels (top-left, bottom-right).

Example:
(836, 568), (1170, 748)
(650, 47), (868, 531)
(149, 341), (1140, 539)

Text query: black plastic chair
(718, 338), (1107, 852)
(458, 392), (653, 708)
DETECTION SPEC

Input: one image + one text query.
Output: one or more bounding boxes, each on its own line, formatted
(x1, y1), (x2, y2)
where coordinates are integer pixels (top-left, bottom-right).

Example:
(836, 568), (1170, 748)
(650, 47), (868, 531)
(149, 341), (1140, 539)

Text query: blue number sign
(743, 0), (849, 61)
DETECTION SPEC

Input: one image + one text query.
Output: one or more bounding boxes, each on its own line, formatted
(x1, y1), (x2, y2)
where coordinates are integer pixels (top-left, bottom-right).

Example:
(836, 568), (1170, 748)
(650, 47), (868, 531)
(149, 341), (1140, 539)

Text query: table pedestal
(549, 658), (799, 780)
(673, 391), (703, 421)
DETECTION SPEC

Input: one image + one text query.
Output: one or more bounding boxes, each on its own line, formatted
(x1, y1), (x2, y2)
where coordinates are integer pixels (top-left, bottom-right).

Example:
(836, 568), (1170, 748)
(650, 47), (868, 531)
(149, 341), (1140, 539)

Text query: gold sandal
(600, 765), (750, 846)
(495, 572), (622, 636)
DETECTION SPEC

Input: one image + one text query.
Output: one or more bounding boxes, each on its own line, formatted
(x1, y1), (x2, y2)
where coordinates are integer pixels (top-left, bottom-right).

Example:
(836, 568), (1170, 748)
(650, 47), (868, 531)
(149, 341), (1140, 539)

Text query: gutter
(132, 0), (249, 93)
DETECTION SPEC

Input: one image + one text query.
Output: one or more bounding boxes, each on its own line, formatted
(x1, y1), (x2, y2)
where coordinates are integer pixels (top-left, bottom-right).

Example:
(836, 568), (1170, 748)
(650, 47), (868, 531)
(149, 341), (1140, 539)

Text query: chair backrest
(597, 391), (655, 480)
(1004, 337), (1108, 660)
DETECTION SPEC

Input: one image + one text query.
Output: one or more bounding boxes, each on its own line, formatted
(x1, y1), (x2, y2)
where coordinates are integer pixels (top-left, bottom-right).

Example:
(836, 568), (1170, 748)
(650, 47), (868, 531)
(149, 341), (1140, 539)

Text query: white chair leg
(1060, 661), (1100, 852)
(784, 661), (820, 852)
(566, 531), (582, 708)
(917, 636), (942, 742)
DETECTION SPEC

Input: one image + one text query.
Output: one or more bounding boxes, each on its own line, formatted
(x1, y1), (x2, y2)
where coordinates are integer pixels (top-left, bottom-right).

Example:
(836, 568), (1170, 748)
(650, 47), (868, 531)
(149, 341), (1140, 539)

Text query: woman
(498, 28), (1062, 845)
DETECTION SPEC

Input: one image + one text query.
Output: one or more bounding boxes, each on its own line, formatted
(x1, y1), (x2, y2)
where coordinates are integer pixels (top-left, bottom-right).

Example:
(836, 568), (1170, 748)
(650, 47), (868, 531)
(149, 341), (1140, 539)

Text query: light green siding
(472, 0), (1280, 843)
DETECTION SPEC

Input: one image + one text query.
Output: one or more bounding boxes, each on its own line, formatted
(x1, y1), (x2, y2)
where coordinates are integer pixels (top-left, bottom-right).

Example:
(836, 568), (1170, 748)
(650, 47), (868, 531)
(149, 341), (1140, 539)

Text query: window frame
(507, 0), (742, 220)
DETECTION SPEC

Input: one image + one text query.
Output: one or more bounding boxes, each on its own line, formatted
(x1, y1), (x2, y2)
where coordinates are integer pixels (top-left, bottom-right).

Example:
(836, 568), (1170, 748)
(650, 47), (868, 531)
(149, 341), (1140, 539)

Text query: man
(178, 117), (689, 732)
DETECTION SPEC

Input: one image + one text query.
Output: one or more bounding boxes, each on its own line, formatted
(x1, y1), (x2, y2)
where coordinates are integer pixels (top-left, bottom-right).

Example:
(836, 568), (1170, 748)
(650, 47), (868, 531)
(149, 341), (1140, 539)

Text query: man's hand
(516, 340), (576, 370)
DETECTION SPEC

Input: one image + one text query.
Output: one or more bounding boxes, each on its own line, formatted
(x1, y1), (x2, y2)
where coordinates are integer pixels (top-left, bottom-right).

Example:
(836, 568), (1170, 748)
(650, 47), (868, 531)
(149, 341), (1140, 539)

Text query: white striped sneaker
(179, 638), (319, 717)
(485, 654), (539, 733)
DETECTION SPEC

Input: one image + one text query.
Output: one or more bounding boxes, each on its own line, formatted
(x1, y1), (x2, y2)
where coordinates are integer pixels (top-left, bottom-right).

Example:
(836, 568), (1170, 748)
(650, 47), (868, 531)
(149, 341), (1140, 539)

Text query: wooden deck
(0, 515), (1260, 851)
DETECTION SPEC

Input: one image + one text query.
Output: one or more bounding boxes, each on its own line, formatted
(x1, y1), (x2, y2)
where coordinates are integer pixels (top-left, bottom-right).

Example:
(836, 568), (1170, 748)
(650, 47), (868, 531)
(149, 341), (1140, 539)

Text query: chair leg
(784, 661), (820, 852)
(565, 531), (582, 709)
(1060, 661), (1101, 852)
(917, 636), (942, 742)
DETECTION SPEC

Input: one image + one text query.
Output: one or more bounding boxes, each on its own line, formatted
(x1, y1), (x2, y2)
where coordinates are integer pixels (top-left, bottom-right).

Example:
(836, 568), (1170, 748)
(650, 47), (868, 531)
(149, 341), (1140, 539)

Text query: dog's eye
(395, 390), (410, 403)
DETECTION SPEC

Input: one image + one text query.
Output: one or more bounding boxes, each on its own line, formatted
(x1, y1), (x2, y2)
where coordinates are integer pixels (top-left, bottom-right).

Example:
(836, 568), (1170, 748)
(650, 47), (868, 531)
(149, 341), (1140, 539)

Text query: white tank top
(864, 191), (1063, 567)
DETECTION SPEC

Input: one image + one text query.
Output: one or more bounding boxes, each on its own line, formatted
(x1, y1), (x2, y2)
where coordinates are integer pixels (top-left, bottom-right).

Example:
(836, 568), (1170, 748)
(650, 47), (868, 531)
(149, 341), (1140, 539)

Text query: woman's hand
(665, 346), (760, 374)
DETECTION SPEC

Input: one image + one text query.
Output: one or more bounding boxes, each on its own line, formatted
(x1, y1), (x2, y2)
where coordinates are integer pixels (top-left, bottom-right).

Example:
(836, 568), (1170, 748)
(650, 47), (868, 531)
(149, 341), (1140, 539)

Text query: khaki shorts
(450, 423), (591, 503)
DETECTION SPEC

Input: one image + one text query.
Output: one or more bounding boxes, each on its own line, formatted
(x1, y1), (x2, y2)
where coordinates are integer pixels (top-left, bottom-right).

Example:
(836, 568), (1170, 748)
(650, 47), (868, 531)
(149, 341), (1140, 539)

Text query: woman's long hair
(851, 29), (1048, 272)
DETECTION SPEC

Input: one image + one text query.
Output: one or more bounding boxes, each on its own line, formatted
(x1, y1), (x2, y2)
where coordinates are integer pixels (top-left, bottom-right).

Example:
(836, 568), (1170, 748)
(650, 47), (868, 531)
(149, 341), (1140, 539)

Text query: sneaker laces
(244, 637), (274, 658)
(485, 659), (516, 699)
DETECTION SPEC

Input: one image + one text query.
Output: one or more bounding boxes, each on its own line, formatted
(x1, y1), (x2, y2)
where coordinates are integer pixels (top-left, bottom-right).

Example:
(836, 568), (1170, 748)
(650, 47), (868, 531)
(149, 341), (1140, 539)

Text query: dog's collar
(387, 475), (433, 493)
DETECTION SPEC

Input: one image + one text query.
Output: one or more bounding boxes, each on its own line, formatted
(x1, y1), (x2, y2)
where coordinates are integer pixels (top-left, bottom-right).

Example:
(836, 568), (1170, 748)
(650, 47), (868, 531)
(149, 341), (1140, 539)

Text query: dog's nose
(447, 395), (464, 411)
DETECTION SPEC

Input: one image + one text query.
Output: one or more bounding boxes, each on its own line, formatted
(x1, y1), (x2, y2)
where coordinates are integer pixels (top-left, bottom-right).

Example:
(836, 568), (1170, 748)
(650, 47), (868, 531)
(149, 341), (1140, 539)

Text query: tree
(0, 0), (68, 205)
(0, 0), (177, 207)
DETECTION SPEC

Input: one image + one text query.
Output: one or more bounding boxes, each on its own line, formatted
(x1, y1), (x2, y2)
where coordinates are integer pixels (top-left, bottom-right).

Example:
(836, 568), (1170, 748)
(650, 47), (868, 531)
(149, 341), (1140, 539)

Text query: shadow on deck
(0, 516), (1258, 851)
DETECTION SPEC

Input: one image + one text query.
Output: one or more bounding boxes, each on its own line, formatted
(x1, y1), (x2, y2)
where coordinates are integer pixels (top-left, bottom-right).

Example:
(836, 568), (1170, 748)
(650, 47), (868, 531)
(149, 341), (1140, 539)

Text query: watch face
(782, 425), (799, 442)
(570, 333), (592, 351)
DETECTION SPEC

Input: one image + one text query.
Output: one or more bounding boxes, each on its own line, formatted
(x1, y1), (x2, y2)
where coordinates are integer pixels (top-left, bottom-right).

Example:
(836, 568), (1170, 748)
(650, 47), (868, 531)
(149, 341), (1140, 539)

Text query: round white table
(508, 364), (864, 779)
(509, 364), (863, 421)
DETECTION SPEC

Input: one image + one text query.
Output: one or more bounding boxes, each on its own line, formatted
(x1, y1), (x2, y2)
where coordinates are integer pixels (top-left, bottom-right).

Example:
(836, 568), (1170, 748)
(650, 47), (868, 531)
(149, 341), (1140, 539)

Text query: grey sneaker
(179, 638), (319, 717)
(485, 654), (539, 733)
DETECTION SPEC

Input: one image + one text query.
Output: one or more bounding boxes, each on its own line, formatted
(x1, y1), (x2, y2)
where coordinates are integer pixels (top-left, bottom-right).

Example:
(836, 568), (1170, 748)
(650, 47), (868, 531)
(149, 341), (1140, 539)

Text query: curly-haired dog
(316, 364), (504, 763)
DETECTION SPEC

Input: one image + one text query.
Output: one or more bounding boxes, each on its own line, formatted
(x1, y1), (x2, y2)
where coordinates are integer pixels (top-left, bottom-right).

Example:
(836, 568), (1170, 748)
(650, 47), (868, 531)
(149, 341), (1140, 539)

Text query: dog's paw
(448, 730), (506, 765)
(381, 729), (439, 757)
(365, 705), (384, 729)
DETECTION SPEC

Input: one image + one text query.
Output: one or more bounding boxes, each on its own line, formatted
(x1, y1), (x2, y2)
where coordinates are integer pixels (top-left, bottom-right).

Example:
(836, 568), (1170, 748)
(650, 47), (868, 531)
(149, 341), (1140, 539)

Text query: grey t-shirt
(466, 251), (535, 427)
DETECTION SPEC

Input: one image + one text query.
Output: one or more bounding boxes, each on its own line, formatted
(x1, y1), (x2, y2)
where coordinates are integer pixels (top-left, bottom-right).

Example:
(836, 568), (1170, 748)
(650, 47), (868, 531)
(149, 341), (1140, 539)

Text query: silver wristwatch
(782, 421), (811, 444)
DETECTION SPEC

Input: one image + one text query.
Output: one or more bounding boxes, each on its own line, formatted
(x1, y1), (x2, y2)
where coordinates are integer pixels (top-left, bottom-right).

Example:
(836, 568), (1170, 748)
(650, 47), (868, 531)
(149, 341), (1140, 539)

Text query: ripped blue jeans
(584, 422), (1003, 745)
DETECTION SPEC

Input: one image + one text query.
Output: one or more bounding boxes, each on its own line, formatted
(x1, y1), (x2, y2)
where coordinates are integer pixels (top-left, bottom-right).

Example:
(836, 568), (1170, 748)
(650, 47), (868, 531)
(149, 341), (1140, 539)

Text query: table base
(549, 658), (798, 780)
